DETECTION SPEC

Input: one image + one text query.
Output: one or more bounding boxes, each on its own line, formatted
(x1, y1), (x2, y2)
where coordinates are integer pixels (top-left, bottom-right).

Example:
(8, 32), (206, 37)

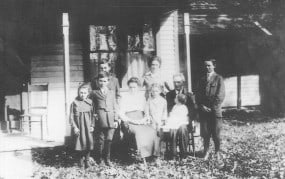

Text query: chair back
(27, 83), (49, 116)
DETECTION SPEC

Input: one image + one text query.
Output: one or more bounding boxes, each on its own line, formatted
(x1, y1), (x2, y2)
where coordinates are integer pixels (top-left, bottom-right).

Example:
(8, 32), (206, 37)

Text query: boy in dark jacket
(90, 72), (119, 166)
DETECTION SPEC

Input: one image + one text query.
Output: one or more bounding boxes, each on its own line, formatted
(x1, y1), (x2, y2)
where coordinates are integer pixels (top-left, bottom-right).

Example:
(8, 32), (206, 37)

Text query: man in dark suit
(90, 72), (118, 166)
(196, 59), (225, 161)
(166, 73), (196, 159)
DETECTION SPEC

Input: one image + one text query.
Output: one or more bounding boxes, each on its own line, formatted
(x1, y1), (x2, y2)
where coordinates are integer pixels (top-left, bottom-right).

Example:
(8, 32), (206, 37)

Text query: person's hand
(74, 128), (80, 137)
(201, 105), (211, 112)
(90, 127), (94, 132)
(114, 121), (119, 128)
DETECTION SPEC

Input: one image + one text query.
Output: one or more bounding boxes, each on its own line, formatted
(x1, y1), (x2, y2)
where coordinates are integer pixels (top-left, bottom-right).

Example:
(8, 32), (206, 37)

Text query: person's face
(128, 82), (138, 93)
(150, 60), (160, 73)
(79, 88), (89, 100)
(98, 77), (109, 88)
(173, 76), (184, 90)
(151, 86), (161, 98)
(99, 63), (111, 73)
(204, 61), (215, 73)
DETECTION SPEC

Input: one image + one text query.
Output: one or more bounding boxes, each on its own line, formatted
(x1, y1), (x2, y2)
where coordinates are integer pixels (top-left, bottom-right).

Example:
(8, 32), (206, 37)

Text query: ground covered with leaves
(32, 110), (285, 178)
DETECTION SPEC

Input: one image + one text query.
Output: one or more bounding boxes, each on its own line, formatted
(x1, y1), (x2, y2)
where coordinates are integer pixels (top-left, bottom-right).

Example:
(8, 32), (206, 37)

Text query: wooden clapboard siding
(31, 71), (83, 78)
(31, 60), (83, 67)
(31, 76), (84, 83)
(28, 43), (84, 142)
(31, 55), (83, 61)
(31, 66), (83, 72)
(156, 10), (180, 88)
(31, 43), (84, 86)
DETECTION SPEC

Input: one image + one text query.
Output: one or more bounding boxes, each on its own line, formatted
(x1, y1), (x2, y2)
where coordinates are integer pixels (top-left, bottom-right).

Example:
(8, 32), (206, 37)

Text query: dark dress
(70, 98), (94, 151)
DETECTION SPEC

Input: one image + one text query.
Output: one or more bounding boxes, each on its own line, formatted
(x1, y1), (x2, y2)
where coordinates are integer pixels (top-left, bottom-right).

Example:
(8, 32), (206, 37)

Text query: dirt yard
(32, 110), (285, 179)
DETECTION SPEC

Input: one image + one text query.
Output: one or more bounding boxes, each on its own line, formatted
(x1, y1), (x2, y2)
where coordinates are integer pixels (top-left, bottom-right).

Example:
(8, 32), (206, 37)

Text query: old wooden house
(0, 0), (283, 142)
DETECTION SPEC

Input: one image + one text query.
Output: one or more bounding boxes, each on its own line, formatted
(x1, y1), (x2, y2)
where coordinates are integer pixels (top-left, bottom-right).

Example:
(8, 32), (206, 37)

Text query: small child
(145, 83), (167, 161)
(165, 94), (189, 158)
(145, 83), (167, 134)
(165, 94), (189, 129)
(70, 83), (94, 168)
(90, 71), (118, 166)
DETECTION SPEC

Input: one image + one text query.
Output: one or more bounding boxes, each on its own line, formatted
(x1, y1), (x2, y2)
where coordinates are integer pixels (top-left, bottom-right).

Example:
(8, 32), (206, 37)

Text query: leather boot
(104, 141), (113, 167)
(79, 156), (85, 168)
(203, 150), (210, 161)
(96, 141), (104, 165)
(203, 137), (210, 160)
(85, 151), (91, 168)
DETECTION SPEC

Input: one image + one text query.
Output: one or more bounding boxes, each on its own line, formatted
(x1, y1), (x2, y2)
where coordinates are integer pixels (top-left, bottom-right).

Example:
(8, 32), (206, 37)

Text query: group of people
(69, 56), (225, 169)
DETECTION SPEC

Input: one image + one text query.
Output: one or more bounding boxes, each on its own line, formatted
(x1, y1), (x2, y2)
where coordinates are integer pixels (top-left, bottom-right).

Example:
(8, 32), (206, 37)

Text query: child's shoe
(85, 159), (91, 168)
(78, 157), (85, 168)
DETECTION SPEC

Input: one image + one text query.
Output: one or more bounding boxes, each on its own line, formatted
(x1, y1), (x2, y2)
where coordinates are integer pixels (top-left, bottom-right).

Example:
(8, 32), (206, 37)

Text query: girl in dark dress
(70, 83), (94, 168)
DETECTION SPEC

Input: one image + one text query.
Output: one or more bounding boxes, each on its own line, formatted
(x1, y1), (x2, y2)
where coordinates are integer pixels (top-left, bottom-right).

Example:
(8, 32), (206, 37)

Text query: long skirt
(123, 111), (159, 158)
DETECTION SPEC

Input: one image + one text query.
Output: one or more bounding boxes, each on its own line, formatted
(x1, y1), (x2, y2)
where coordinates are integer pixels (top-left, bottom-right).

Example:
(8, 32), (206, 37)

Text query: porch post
(62, 13), (70, 131)
(184, 13), (192, 92)
(237, 74), (241, 109)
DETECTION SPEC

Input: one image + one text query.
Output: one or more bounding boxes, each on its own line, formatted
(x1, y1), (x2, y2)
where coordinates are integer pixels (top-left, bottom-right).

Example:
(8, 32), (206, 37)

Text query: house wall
(29, 43), (84, 142)
(156, 10), (180, 89)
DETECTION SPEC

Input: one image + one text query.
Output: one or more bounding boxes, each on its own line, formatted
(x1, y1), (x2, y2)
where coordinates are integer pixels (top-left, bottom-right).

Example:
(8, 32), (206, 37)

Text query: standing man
(196, 59), (225, 161)
(166, 73), (196, 159)
(91, 59), (120, 103)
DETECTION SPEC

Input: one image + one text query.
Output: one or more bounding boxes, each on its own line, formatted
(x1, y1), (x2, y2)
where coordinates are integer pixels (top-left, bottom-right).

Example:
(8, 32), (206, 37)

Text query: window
(89, 24), (155, 89)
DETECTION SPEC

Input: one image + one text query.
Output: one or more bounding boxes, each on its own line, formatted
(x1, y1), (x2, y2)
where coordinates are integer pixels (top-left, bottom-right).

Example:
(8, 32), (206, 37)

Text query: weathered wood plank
(32, 55), (83, 62)
(31, 76), (84, 83)
(31, 66), (84, 72)
(31, 60), (83, 67)
(31, 71), (83, 78)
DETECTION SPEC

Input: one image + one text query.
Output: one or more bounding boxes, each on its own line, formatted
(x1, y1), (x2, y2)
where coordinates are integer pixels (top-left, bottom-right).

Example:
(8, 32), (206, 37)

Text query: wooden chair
(19, 83), (49, 140)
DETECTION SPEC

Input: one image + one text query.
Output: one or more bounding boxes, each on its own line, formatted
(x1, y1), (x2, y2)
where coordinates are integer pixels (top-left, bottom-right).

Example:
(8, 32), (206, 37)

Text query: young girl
(70, 83), (94, 168)
(145, 83), (167, 161)
(165, 94), (189, 158)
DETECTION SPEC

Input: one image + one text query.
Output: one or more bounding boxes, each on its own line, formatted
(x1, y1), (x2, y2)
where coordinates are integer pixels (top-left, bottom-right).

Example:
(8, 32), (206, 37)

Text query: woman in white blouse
(119, 77), (158, 166)
(142, 56), (170, 98)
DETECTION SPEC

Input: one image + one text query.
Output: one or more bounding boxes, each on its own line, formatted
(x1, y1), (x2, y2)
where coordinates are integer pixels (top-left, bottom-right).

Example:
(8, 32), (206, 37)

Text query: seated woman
(119, 77), (159, 166)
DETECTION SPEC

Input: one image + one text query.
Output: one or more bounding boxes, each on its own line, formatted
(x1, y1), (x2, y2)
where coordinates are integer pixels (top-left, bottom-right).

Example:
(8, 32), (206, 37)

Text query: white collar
(207, 71), (215, 77)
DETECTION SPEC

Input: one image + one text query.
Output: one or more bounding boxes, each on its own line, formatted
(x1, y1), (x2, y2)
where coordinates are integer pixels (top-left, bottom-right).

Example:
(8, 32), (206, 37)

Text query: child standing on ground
(70, 83), (94, 168)
(145, 83), (167, 161)
(90, 72), (119, 166)
(165, 94), (189, 158)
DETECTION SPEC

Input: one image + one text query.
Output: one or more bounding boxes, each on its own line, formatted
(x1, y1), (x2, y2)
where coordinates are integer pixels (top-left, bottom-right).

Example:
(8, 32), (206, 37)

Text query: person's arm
(144, 100), (151, 124)
(114, 77), (121, 103)
(162, 99), (168, 126)
(90, 101), (95, 132)
(112, 91), (119, 127)
(70, 102), (80, 136)
(213, 76), (225, 108)
(195, 79), (211, 112)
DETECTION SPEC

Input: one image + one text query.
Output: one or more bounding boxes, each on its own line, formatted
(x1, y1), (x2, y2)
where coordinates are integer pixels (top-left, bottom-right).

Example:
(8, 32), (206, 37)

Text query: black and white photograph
(0, 0), (285, 178)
